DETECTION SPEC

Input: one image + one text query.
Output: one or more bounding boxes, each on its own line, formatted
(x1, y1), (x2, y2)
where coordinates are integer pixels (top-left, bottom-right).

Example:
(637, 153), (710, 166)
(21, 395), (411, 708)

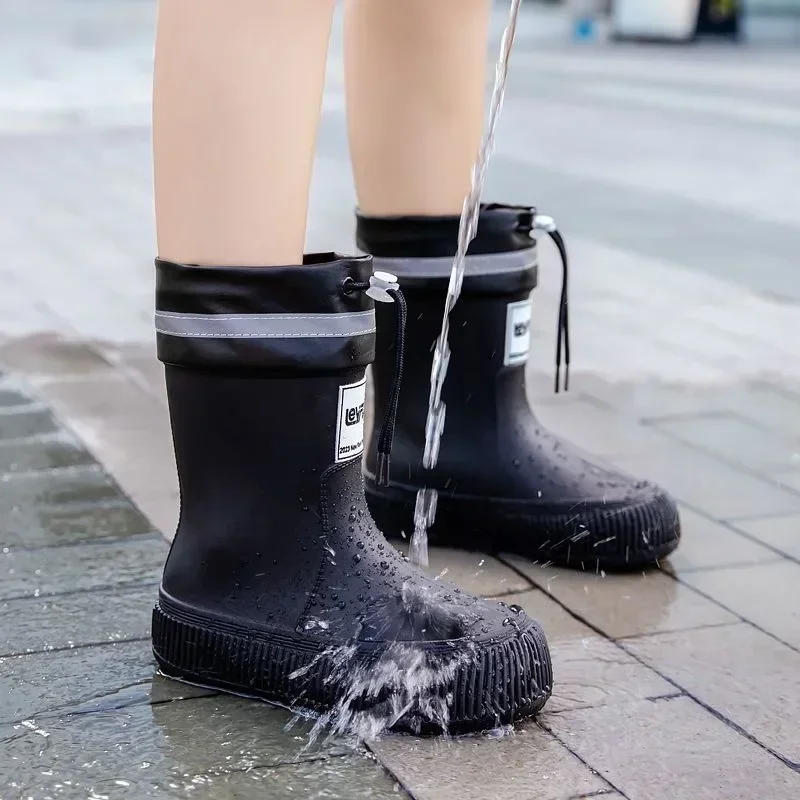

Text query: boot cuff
(155, 253), (375, 372)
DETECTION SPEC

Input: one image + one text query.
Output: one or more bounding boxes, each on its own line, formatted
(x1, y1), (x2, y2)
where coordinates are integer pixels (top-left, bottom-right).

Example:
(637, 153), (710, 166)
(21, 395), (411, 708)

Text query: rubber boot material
(358, 207), (681, 570)
(152, 252), (552, 732)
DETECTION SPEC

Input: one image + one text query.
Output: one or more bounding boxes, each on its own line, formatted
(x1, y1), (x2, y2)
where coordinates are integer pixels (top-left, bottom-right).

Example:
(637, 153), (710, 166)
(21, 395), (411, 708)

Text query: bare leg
(344, 0), (491, 217)
(153, 0), (335, 266)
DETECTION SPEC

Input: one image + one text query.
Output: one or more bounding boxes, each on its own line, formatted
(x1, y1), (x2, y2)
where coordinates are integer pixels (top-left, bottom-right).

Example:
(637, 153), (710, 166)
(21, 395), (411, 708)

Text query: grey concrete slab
(609, 448), (800, 520)
(1, 498), (154, 549)
(371, 725), (609, 800)
(680, 561), (800, 651)
(0, 535), (165, 600)
(1, 639), (156, 723)
(0, 465), (120, 509)
(1, 583), (156, 656)
(625, 623), (800, 764)
(649, 413), (800, 474)
(664, 506), (781, 574)
(500, 590), (673, 714)
(544, 697), (800, 800)
(0, 694), (391, 800)
(0, 406), (59, 440)
(0, 431), (95, 476)
(508, 561), (739, 639)
(730, 513), (800, 561)
(0, 386), (33, 408)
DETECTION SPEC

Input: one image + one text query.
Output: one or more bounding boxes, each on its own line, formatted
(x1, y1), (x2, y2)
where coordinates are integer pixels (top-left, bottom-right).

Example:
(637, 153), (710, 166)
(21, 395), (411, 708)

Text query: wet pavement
(2, 1), (800, 798)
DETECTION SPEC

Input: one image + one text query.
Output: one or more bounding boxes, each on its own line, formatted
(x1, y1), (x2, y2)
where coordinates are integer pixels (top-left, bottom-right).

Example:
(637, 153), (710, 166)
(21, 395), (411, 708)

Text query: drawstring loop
(532, 213), (571, 393)
(342, 273), (407, 487)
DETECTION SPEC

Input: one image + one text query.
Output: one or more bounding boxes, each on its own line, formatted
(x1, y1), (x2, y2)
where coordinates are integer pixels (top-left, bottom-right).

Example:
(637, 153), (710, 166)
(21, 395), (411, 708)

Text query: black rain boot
(359, 206), (681, 571)
(151, 252), (551, 732)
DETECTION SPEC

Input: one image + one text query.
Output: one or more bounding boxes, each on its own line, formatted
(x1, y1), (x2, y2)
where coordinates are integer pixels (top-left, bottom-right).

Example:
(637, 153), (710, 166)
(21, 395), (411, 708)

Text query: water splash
(410, 0), (523, 567)
(289, 640), (478, 747)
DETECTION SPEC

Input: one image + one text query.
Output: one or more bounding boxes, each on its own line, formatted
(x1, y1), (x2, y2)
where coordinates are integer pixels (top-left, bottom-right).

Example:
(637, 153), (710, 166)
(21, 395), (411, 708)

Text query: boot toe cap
(538, 479), (681, 569)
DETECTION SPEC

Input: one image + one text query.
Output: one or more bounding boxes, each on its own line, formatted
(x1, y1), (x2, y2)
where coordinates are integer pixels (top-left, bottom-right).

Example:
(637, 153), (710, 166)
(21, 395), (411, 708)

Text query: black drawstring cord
(376, 287), (406, 485)
(342, 276), (406, 486)
(547, 228), (570, 393)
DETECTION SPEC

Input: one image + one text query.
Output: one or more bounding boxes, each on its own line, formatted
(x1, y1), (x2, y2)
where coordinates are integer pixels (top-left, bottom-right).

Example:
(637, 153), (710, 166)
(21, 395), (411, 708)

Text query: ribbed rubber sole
(365, 479), (681, 571)
(152, 602), (552, 734)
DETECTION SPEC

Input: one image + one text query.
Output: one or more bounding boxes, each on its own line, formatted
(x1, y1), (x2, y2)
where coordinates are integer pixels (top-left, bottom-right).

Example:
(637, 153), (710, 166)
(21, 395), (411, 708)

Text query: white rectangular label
(504, 299), (532, 366)
(335, 377), (367, 463)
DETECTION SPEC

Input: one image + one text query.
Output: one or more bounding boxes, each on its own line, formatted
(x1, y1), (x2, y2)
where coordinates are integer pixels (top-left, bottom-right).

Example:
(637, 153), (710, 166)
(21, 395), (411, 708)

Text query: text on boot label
(504, 299), (532, 366)
(335, 377), (367, 462)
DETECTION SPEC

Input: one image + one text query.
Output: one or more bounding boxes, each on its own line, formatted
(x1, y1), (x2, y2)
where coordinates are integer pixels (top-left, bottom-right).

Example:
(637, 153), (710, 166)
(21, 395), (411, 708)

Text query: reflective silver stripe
(371, 248), (536, 279)
(155, 310), (375, 339)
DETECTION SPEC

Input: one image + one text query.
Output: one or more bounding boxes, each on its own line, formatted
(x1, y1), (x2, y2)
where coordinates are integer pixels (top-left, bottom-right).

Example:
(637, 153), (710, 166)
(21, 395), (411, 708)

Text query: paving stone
(650, 413), (800, 473)
(534, 397), (677, 458)
(2, 497), (153, 549)
(395, 546), (532, 598)
(0, 406), (58, 440)
(0, 535), (165, 600)
(506, 561), (738, 639)
(680, 561), (800, 650)
(0, 431), (94, 475)
(1, 643), (215, 725)
(664, 506), (779, 573)
(609, 447), (800, 519)
(228, 756), (405, 799)
(1, 583), (156, 656)
(0, 693), (375, 799)
(500, 590), (672, 713)
(1, 639), (154, 723)
(775, 471), (800, 492)
(582, 380), (800, 439)
(41, 373), (180, 538)
(0, 464), (119, 509)
(371, 724), (608, 800)
(730, 513), (800, 560)
(545, 697), (800, 800)
(0, 334), (112, 381)
(625, 623), (800, 764)
(0, 386), (33, 408)
(577, 377), (728, 420)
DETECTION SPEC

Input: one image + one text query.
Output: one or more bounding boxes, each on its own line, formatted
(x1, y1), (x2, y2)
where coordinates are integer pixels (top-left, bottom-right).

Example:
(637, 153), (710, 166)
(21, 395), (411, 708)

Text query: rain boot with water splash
(151, 253), (551, 733)
(359, 206), (681, 570)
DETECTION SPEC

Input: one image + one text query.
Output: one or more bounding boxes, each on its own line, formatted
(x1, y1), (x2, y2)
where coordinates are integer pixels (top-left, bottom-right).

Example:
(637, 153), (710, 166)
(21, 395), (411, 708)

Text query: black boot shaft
(156, 254), (375, 625)
(358, 207), (539, 495)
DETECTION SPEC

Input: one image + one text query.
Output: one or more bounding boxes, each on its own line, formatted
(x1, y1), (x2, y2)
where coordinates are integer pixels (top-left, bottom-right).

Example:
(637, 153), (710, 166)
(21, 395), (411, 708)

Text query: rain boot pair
(152, 205), (680, 731)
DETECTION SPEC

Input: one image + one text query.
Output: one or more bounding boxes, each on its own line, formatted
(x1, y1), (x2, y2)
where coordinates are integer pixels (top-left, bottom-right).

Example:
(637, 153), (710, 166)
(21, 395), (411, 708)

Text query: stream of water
(409, 0), (523, 568)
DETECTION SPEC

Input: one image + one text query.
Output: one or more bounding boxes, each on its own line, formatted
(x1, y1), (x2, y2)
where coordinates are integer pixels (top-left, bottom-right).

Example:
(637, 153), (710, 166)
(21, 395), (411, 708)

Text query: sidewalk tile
(0, 535), (165, 600)
(3, 497), (153, 549)
(649, 413), (800, 473)
(680, 561), (800, 650)
(0, 407), (58, 440)
(545, 697), (800, 800)
(0, 695), (372, 799)
(1, 584), (155, 656)
(664, 506), (779, 573)
(500, 590), (672, 713)
(371, 725), (608, 800)
(0, 432), (94, 475)
(609, 449), (800, 519)
(626, 623), (800, 763)
(506, 562), (737, 639)
(730, 513), (800, 561)
(535, 397), (677, 458)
